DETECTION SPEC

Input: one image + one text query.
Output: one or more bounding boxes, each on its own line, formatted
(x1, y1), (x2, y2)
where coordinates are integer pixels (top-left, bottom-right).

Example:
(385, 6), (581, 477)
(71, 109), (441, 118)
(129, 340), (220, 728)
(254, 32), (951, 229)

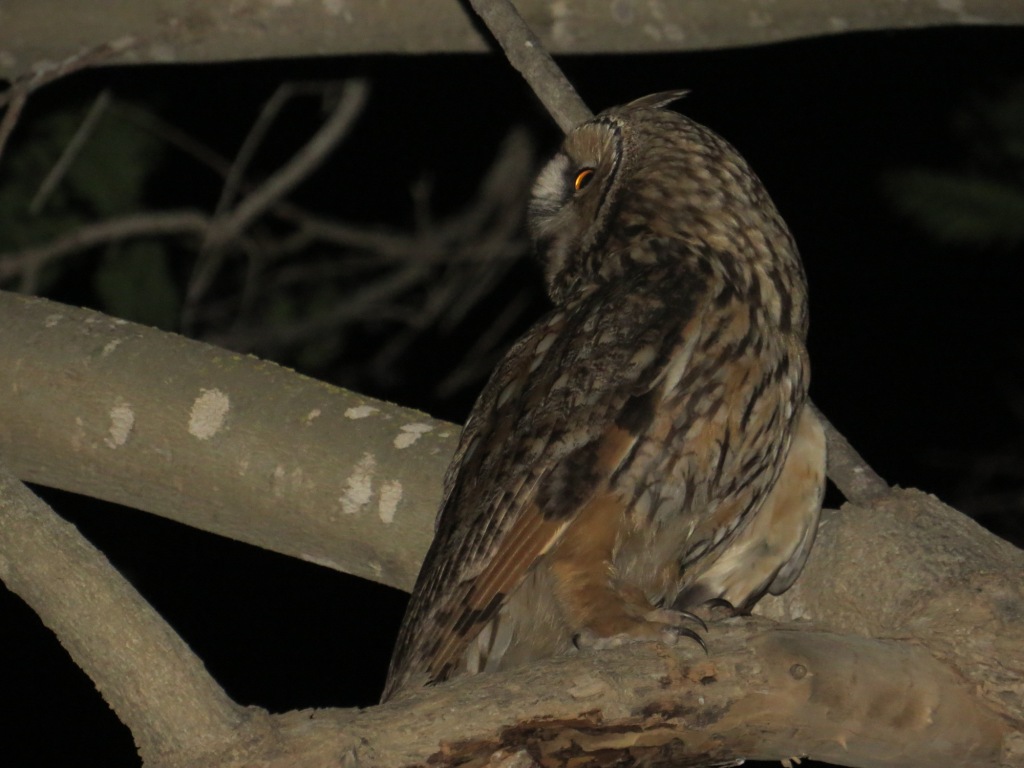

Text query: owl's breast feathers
(382, 244), (815, 700)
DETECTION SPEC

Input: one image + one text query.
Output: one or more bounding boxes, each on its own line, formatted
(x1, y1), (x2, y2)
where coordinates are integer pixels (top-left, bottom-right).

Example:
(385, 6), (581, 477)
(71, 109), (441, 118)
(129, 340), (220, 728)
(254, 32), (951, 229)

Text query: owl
(381, 92), (825, 701)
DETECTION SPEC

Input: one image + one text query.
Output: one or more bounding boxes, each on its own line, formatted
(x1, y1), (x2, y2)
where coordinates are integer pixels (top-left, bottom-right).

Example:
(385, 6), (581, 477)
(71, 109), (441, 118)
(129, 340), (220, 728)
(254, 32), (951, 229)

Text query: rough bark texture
(3, 0), (1024, 82)
(759, 491), (1024, 740)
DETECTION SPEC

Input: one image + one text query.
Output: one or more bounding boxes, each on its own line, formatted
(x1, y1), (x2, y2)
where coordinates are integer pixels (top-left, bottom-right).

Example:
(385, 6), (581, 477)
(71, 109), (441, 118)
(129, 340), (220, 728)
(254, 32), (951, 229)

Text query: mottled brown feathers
(382, 93), (824, 701)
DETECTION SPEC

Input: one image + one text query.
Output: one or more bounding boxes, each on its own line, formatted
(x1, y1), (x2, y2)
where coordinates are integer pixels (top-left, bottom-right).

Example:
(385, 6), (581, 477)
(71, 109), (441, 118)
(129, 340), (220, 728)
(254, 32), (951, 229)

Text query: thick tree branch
(0, 290), (449, 592)
(3, 0), (1023, 83)
(0, 461), (252, 766)
(132, 621), (1011, 768)
(353, 621), (1008, 768)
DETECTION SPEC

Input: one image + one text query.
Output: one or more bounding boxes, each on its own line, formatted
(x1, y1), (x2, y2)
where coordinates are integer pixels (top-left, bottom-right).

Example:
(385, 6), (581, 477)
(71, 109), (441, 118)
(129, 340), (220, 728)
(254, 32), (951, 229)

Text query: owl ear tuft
(625, 90), (691, 111)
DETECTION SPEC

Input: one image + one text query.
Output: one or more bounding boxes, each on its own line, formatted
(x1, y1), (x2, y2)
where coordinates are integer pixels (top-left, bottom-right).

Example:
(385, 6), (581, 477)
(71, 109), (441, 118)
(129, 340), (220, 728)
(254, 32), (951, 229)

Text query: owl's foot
(573, 607), (707, 653)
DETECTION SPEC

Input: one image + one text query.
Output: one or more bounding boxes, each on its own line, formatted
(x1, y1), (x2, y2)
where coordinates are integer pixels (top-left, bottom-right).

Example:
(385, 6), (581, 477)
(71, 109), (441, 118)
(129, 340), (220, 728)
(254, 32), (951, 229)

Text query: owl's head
(528, 92), (795, 306)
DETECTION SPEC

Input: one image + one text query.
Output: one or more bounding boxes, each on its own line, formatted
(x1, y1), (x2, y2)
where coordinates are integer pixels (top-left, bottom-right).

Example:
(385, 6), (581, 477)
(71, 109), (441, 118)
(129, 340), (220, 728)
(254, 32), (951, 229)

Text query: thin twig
(435, 287), (534, 398)
(0, 37), (138, 109)
(30, 90), (113, 213)
(185, 80), (370, 323)
(112, 101), (235, 179)
(0, 89), (28, 165)
(204, 80), (370, 249)
(811, 402), (890, 505)
(0, 37), (139, 165)
(465, 0), (592, 132)
(213, 83), (297, 218)
(204, 263), (431, 352)
(0, 210), (209, 290)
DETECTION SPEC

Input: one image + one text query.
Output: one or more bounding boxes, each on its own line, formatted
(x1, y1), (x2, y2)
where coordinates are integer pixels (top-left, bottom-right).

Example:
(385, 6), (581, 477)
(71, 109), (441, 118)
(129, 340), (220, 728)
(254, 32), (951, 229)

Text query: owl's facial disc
(528, 118), (625, 300)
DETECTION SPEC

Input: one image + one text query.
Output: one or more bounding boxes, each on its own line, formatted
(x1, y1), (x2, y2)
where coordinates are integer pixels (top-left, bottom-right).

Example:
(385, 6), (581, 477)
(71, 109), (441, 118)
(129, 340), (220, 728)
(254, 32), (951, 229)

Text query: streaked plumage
(382, 92), (825, 701)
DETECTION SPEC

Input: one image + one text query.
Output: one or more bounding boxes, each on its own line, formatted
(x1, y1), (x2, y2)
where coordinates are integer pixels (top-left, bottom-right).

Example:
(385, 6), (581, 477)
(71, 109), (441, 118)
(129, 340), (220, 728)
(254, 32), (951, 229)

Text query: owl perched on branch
(382, 92), (825, 701)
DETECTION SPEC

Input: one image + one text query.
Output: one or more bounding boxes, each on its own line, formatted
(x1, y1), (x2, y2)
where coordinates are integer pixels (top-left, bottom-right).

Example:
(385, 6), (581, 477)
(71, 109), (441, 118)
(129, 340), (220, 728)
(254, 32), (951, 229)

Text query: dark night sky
(2, 24), (1023, 766)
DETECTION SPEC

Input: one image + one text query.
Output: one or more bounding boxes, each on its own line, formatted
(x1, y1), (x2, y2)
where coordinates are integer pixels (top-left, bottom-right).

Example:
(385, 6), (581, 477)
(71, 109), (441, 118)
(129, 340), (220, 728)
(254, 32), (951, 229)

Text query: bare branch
(73, 621), (1012, 768)
(203, 262), (434, 353)
(112, 100), (236, 179)
(350, 621), (1007, 768)
(0, 36), (139, 164)
(0, 290), (446, 592)
(467, 0), (592, 131)
(0, 210), (209, 291)
(212, 84), (298, 218)
(3, 2), (1022, 80)
(0, 37), (138, 107)
(186, 80), (370, 319)
(204, 80), (369, 249)
(0, 462), (248, 765)
(30, 90), (113, 213)
(811, 401), (890, 504)
(0, 88), (28, 167)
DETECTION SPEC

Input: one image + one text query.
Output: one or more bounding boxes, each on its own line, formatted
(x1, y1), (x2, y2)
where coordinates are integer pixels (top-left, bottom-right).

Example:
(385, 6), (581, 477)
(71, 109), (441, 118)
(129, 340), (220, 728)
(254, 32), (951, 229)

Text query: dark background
(2, 25), (1023, 766)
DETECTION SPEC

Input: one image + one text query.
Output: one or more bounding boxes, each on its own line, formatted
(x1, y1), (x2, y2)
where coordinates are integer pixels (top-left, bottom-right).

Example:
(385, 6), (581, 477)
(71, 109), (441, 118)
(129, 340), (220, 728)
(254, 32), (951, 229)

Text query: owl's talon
(652, 608), (708, 654)
(671, 625), (708, 654)
(645, 606), (707, 633)
(572, 607), (708, 654)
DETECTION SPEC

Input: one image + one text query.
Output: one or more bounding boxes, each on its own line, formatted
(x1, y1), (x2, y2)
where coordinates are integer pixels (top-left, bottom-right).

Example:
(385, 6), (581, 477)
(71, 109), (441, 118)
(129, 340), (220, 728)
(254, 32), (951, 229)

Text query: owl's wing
(382, 269), (710, 700)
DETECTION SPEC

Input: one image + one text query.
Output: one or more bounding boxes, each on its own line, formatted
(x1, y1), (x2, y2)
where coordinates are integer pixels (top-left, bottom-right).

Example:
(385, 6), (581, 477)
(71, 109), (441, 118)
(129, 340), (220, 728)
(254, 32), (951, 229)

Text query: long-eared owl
(382, 92), (825, 701)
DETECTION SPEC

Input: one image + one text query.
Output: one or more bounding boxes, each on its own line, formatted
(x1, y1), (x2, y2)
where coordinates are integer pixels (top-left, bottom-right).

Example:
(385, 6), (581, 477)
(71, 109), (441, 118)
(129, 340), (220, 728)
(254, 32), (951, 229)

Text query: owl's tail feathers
(675, 405), (827, 614)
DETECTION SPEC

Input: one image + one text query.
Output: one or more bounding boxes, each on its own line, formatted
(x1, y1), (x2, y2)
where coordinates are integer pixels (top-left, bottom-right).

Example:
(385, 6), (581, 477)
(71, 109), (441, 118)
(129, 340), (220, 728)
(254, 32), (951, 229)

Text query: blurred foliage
(0, 89), (535, 414)
(884, 81), (1024, 250)
(885, 172), (1024, 246)
(0, 97), (178, 325)
(884, 82), (1024, 532)
(94, 242), (181, 330)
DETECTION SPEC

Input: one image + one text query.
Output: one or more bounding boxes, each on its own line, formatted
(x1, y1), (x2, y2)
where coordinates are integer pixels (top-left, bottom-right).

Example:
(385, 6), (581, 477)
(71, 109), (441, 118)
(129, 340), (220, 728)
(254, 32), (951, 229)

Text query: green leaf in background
(883, 81), (1024, 252)
(0, 98), (166, 294)
(0, 109), (91, 252)
(94, 241), (181, 330)
(64, 105), (163, 217)
(985, 83), (1024, 163)
(884, 170), (1024, 248)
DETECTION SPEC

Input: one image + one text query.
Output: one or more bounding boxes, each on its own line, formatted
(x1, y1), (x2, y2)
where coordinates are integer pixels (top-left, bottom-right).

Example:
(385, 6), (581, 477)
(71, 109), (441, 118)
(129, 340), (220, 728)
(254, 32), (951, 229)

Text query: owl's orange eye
(574, 168), (594, 191)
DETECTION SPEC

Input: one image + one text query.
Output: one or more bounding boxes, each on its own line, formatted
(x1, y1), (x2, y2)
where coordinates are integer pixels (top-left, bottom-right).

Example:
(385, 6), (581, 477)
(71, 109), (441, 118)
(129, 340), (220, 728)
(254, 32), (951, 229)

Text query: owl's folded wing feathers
(382, 269), (713, 700)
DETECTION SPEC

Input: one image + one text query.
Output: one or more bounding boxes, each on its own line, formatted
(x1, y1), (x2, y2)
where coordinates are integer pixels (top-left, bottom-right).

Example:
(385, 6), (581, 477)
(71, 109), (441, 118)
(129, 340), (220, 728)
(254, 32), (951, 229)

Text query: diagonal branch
(0, 461), (252, 765)
(466, 0), (592, 131)
(30, 90), (114, 213)
(811, 401), (890, 504)
(0, 36), (139, 165)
